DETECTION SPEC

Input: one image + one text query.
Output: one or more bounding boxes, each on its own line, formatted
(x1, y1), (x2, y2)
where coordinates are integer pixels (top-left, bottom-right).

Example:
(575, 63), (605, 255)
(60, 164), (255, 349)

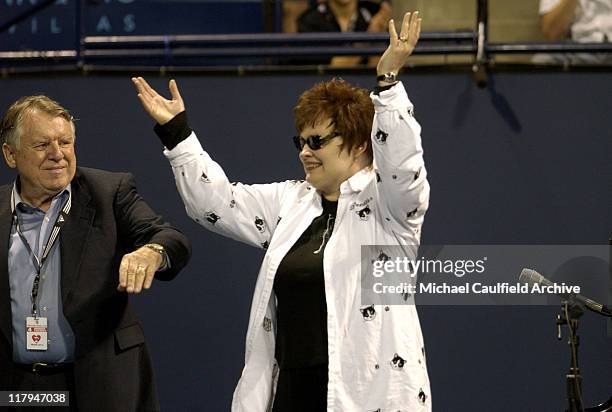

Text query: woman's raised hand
(377, 11), (422, 77)
(132, 77), (185, 125)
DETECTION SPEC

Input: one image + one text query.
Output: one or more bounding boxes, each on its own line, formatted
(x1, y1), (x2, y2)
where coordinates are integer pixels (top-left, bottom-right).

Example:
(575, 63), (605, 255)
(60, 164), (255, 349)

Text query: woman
(133, 11), (430, 412)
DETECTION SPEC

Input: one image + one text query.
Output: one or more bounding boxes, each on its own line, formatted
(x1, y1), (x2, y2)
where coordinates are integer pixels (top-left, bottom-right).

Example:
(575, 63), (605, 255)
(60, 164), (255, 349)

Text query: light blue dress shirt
(9, 183), (76, 363)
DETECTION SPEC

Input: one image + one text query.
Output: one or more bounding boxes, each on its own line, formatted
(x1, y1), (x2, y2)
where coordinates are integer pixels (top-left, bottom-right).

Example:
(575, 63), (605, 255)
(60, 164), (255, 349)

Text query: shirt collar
(340, 166), (373, 194)
(302, 166), (373, 206)
(11, 178), (72, 214)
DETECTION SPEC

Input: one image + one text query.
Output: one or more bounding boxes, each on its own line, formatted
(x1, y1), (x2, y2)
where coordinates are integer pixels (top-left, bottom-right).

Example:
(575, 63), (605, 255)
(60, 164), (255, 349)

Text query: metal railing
(1, 0), (611, 79)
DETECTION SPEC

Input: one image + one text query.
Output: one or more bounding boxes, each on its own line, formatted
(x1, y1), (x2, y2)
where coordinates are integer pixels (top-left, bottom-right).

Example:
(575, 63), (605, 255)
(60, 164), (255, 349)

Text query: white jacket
(164, 82), (431, 412)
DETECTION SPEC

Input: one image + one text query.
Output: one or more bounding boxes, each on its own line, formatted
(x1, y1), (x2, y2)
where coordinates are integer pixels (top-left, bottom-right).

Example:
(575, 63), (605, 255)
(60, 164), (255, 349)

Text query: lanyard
(11, 190), (71, 318)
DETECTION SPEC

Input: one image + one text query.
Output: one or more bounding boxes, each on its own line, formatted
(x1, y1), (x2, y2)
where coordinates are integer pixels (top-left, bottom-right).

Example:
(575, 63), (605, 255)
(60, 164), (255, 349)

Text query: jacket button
(384, 306), (390, 311)
(374, 364), (379, 369)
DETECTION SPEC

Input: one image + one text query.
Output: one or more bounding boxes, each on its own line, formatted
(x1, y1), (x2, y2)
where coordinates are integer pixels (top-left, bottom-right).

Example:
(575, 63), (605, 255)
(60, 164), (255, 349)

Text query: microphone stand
(557, 299), (585, 412)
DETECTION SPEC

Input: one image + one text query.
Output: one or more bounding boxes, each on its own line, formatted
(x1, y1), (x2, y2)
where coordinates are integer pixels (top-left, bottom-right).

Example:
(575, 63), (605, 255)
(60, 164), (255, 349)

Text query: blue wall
(1, 71), (610, 411)
(1, 1), (264, 52)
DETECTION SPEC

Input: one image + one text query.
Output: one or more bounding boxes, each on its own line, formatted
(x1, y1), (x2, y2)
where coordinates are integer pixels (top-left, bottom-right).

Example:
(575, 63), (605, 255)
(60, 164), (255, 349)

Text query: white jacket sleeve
(164, 133), (287, 249)
(370, 81), (430, 234)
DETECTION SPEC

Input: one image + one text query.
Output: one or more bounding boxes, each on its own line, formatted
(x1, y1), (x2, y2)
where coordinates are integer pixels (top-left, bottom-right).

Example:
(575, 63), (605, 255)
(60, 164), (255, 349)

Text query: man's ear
(2, 143), (17, 169)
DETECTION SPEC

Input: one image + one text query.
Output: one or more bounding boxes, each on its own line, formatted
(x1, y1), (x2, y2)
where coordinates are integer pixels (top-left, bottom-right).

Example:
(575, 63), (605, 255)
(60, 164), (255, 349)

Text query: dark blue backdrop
(1, 71), (610, 411)
(1, 0), (264, 52)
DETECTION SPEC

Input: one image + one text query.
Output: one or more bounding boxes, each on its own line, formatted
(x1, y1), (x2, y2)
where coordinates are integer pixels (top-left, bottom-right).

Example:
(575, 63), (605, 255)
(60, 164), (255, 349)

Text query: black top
(295, 0), (382, 65)
(273, 197), (338, 369)
(154, 111), (192, 150)
(298, 0), (381, 33)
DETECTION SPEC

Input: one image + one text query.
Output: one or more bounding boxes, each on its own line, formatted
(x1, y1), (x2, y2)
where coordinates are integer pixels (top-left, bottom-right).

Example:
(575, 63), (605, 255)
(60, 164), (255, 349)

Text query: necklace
(313, 214), (335, 255)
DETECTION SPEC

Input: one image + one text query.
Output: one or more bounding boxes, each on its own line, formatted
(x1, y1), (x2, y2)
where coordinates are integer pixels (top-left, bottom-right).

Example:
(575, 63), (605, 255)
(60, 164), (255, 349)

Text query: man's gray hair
(1, 95), (74, 149)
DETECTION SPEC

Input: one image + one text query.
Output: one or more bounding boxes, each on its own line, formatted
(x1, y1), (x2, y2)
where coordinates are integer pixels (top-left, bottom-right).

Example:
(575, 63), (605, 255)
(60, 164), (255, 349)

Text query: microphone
(519, 268), (612, 317)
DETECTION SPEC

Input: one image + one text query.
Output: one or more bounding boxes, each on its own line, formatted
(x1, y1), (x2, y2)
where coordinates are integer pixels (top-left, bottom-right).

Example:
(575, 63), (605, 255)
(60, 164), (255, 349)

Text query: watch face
(377, 72), (397, 83)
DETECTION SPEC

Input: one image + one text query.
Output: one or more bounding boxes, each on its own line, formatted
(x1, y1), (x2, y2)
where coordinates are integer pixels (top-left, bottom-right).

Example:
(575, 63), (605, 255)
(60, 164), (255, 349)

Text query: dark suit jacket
(0, 167), (191, 411)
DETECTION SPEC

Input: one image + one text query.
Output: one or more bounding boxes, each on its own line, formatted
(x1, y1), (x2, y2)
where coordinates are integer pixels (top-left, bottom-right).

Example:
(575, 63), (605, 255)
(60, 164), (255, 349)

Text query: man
(0, 95), (191, 411)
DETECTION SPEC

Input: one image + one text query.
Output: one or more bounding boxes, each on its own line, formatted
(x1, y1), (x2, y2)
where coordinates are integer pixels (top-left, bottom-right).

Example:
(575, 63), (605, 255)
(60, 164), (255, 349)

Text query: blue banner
(0, 0), (264, 51)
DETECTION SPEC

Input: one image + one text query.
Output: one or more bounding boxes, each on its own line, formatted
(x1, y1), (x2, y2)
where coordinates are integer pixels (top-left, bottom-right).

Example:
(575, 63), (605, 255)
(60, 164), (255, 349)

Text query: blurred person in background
(295, 0), (392, 66)
(538, 0), (612, 63)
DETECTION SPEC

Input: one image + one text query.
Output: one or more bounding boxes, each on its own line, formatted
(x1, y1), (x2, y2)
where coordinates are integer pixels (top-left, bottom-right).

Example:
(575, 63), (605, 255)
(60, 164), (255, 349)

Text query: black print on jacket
(261, 240), (269, 250)
(229, 199), (236, 208)
(205, 211), (220, 225)
(276, 216), (282, 225)
(408, 106), (415, 117)
(414, 167), (421, 181)
(376, 172), (381, 183)
(372, 251), (390, 264)
(406, 208), (418, 219)
(254, 216), (266, 233)
(360, 305), (376, 321)
(408, 260), (416, 274)
(374, 129), (388, 144)
(231, 181), (239, 186)
(263, 317), (272, 332)
(418, 388), (427, 404)
(200, 172), (210, 183)
(356, 206), (371, 221)
(390, 353), (406, 370)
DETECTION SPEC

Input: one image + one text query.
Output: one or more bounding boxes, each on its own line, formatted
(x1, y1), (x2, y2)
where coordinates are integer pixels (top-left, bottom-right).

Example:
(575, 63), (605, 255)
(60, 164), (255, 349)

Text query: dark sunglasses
(292, 132), (339, 151)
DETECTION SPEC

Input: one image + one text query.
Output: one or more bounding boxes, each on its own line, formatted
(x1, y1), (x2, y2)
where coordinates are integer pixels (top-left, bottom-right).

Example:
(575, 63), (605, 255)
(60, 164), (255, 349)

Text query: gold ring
(399, 37), (409, 42)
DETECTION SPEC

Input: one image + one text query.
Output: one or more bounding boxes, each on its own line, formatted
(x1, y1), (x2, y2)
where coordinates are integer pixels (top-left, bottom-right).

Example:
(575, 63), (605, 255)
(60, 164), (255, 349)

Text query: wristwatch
(144, 243), (167, 267)
(376, 72), (398, 83)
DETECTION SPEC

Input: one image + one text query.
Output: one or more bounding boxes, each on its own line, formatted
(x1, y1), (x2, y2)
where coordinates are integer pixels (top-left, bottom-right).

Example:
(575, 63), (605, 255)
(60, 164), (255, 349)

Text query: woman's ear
(352, 143), (368, 158)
